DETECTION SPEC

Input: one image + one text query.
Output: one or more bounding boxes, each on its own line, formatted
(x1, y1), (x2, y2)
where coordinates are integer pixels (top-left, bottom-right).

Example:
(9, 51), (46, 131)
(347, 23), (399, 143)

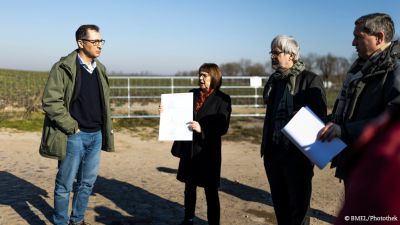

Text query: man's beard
(272, 61), (280, 70)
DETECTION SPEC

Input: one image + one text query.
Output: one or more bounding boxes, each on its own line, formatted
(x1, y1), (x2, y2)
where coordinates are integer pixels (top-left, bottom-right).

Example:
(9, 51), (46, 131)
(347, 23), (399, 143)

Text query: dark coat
(332, 41), (400, 179)
(174, 89), (232, 188)
(261, 70), (327, 161)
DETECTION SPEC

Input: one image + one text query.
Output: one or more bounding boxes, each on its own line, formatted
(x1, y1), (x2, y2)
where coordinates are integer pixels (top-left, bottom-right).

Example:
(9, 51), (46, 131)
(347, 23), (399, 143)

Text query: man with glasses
(39, 24), (114, 225)
(261, 35), (327, 225)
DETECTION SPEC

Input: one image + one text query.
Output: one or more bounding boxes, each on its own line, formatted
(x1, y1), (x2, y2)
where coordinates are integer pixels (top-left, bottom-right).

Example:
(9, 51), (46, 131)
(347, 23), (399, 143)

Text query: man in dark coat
(261, 35), (327, 225)
(318, 13), (400, 186)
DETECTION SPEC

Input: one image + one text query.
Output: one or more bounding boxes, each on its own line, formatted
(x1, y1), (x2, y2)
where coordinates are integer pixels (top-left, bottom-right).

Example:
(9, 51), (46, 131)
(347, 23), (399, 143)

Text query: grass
(224, 117), (264, 143)
(0, 119), (43, 132)
(113, 117), (160, 140)
(0, 112), (44, 132)
(0, 112), (264, 143)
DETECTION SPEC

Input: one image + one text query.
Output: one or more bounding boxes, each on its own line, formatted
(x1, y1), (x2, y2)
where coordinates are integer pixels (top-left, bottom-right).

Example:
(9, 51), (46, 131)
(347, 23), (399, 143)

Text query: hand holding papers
(281, 107), (346, 169)
(158, 93), (193, 141)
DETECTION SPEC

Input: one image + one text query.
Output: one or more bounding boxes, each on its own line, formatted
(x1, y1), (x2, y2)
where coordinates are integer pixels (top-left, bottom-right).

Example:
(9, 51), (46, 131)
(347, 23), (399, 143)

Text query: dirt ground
(0, 129), (344, 225)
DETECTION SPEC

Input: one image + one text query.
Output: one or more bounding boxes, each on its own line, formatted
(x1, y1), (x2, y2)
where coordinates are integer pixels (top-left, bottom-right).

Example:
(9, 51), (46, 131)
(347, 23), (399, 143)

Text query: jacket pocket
(39, 118), (67, 159)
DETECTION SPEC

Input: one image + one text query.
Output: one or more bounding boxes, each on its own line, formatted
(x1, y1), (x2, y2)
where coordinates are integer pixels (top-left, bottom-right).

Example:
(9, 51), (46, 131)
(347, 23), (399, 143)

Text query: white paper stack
(281, 106), (346, 169)
(158, 92), (193, 141)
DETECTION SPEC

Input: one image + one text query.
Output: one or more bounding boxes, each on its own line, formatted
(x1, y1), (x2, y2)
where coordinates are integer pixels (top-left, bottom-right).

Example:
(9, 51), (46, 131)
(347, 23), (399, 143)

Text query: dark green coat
(39, 50), (114, 160)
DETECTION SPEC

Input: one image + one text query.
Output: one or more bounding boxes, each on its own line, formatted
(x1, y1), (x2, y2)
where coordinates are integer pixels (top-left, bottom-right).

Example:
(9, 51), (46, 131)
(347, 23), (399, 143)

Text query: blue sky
(0, 0), (399, 75)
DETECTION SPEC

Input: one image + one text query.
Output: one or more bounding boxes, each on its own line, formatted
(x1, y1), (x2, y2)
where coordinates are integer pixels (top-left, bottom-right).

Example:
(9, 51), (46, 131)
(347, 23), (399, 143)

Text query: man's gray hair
(355, 13), (395, 43)
(271, 35), (300, 61)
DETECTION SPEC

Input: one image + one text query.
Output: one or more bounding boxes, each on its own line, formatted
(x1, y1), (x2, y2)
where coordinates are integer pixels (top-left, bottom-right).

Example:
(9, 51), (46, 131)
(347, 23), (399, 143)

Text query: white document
(281, 106), (347, 169)
(158, 92), (193, 141)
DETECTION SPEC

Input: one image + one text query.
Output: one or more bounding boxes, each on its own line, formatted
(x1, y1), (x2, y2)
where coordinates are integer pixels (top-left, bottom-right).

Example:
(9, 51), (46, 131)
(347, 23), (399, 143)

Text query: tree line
(175, 53), (357, 89)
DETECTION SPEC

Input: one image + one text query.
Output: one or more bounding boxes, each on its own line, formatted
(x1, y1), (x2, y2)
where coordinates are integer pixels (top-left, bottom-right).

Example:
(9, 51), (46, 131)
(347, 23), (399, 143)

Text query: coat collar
(194, 88), (217, 119)
(356, 41), (400, 79)
(59, 49), (106, 79)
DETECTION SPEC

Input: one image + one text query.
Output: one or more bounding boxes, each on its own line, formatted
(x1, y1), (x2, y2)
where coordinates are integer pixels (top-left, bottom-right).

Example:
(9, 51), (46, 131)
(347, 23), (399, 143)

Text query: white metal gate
(109, 76), (268, 118)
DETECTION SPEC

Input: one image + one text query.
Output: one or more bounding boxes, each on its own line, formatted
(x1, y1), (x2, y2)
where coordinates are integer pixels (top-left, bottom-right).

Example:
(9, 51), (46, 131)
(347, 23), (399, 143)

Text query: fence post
(171, 77), (174, 93)
(254, 86), (257, 115)
(128, 77), (131, 117)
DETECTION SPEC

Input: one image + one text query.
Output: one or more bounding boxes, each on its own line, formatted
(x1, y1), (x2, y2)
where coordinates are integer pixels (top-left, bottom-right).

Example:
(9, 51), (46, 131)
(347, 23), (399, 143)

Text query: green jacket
(39, 50), (114, 160)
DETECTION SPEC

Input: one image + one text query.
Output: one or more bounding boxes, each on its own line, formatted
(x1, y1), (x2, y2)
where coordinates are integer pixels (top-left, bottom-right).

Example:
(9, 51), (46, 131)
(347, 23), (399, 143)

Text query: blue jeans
(53, 130), (102, 225)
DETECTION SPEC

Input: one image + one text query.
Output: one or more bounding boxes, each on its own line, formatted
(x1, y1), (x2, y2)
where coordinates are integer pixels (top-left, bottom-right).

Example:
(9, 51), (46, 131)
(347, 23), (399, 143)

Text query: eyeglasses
(269, 50), (283, 56)
(81, 39), (105, 46)
(198, 72), (209, 77)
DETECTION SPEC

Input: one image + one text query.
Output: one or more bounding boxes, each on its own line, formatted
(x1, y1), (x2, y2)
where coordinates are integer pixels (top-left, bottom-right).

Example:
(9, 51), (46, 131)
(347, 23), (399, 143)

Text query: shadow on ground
(0, 169), (335, 225)
(0, 171), (53, 225)
(157, 166), (336, 224)
(93, 176), (208, 225)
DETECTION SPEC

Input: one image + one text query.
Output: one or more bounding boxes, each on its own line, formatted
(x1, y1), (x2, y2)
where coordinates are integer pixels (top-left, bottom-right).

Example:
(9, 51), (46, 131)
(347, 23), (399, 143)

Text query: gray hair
(271, 35), (300, 61)
(355, 13), (395, 42)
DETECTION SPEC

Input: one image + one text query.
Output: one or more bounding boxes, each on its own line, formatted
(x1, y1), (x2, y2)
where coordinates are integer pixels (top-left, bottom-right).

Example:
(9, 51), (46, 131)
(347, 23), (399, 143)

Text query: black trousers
(264, 154), (314, 225)
(184, 183), (220, 225)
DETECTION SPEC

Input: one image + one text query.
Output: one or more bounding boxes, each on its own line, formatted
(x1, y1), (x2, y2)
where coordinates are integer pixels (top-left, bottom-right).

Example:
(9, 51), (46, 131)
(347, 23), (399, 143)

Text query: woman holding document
(260, 35), (327, 225)
(165, 63), (231, 225)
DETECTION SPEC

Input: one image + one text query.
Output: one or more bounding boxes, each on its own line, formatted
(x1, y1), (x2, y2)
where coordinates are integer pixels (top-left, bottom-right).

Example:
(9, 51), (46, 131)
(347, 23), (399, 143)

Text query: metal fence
(0, 73), (268, 119)
(109, 76), (268, 118)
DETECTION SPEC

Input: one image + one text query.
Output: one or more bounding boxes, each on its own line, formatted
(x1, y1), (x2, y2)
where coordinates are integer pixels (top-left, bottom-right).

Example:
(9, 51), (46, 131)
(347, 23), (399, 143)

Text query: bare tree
(265, 60), (274, 75)
(239, 59), (252, 76)
(175, 70), (197, 76)
(220, 62), (242, 76)
(333, 56), (350, 86)
(302, 53), (320, 72)
(221, 59), (266, 76)
(317, 53), (337, 83)
(245, 63), (266, 76)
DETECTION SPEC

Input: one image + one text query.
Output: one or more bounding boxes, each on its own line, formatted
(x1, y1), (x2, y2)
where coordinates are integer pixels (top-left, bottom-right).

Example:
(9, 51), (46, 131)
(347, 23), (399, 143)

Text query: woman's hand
(188, 120), (201, 133)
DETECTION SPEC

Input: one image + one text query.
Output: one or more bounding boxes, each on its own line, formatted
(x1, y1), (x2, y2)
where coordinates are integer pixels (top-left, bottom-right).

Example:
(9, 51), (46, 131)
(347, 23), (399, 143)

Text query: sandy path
(0, 130), (343, 225)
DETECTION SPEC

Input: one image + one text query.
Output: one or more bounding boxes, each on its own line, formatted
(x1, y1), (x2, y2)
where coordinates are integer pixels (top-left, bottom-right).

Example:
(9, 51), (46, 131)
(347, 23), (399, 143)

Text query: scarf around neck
(195, 89), (214, 112)
(332, 42), (392, 124)
(269, 61), (305, 146)
(272, 61), (305, 94)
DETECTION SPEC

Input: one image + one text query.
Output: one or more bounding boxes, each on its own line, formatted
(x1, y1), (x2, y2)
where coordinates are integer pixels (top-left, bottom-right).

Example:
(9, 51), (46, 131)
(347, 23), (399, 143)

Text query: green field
(0, 68), (48, 107)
